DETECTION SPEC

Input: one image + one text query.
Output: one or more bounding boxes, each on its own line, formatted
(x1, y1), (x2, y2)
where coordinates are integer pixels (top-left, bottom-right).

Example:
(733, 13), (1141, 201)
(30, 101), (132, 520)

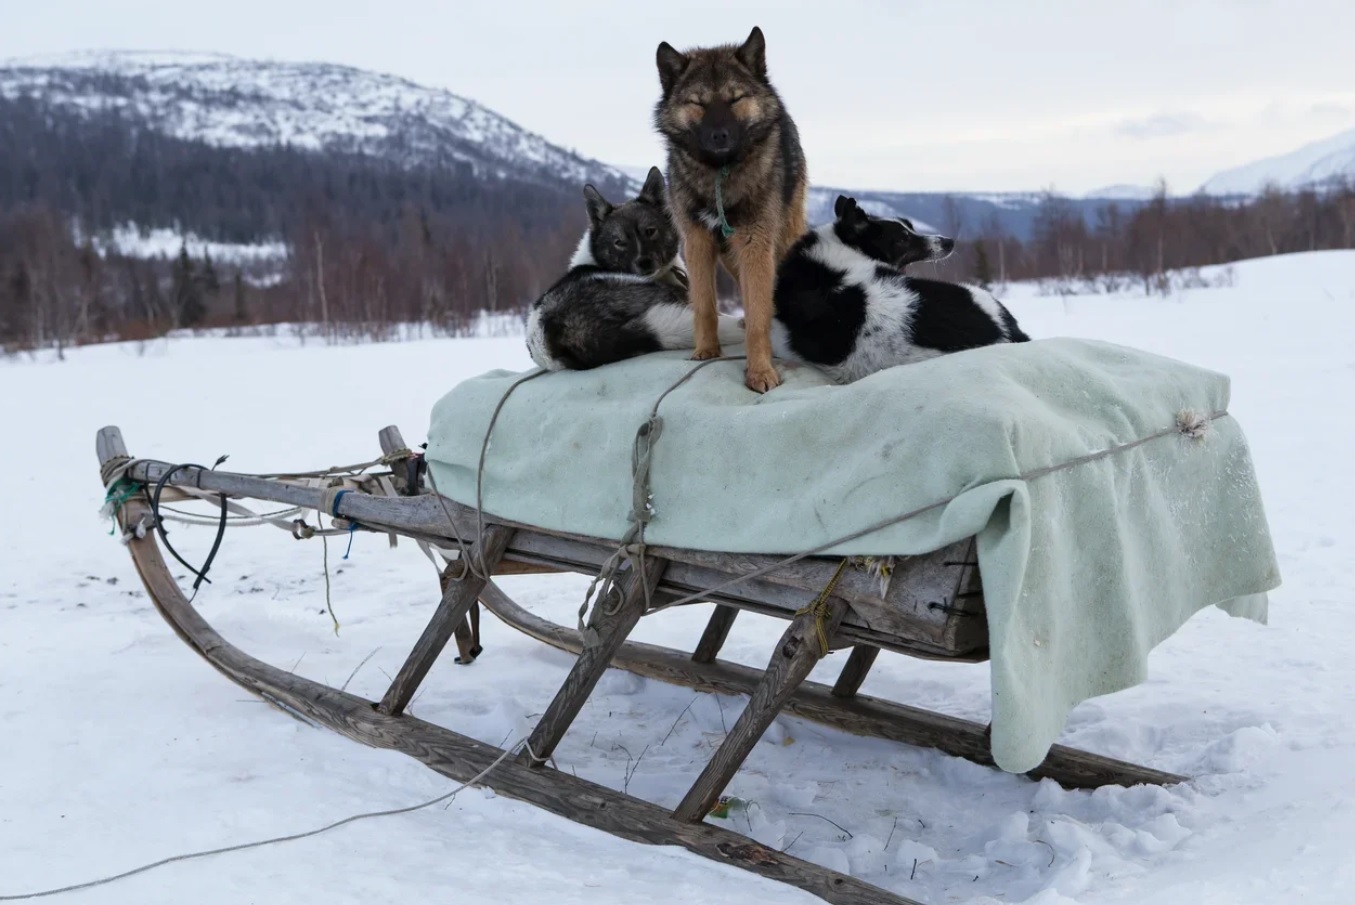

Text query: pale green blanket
(425, 339), (1279, 773)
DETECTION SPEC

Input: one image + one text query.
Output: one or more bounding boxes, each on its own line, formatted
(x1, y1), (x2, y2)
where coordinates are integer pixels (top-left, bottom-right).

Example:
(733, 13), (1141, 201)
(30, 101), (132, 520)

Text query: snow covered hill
(1200, 125), (1355, 195)
(0, 50), (630, 190)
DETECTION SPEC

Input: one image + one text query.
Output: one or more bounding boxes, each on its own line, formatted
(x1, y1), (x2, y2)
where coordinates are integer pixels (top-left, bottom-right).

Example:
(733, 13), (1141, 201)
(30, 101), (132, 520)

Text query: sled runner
(95, 339), (1279, 905)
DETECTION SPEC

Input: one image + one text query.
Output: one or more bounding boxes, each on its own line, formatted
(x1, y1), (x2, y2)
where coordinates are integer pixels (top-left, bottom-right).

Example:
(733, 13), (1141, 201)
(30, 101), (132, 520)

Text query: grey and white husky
(526, 167), (744, 371)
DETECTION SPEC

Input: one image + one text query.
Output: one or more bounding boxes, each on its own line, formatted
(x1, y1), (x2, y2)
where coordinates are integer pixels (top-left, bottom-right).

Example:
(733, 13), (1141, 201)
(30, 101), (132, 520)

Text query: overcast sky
(3, 0), (1352, 194)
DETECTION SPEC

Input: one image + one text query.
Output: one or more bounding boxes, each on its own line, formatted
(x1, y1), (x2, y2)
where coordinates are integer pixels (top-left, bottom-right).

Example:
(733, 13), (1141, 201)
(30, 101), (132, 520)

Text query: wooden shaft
(378, 526), (512, 714)
(100, 446), (987, 653)
(831, 645), (881, 699)
(692, 605), (740, 664)
(518, 557), (668, 767)
(673, 598), (850, 823)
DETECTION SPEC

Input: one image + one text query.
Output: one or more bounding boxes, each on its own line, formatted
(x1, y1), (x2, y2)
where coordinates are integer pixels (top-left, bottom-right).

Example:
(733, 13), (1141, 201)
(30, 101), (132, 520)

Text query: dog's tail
(644, 304), (745, 350)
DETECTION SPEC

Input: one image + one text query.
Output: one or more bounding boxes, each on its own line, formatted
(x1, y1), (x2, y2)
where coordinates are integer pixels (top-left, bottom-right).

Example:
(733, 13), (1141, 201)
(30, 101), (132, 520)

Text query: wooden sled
(96, 424), (1184, 905)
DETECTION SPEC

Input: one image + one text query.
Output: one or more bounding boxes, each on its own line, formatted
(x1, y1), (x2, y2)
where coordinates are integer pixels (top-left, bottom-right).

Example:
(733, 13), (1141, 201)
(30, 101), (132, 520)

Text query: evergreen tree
(974, 242), (994, 290)
(232, 269), (248, 324)
(172, 242), (206, 327)
(201, 250), (221, 294)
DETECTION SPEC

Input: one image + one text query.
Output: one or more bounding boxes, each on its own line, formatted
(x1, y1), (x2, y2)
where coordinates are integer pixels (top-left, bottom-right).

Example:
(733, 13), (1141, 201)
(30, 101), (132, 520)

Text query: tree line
(927, 180), (1355, 295)
(2, 91), (1353, 354)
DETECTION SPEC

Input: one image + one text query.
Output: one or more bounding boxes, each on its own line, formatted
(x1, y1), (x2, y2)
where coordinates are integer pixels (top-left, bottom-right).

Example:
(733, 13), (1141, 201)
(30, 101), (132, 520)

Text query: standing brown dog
(653, 26), (808, 393)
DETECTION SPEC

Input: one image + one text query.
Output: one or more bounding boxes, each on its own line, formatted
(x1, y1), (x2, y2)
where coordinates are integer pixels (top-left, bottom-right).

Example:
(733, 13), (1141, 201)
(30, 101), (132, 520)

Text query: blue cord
(331, 489), (358, 559)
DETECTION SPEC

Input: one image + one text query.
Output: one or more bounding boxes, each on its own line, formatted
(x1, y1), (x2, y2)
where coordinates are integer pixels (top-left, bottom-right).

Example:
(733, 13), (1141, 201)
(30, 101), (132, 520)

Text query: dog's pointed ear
(736, 26), (767, 80)
(583, 184), (612, 229)
(656, 42), (689, 95)
(834, 194), (859, 221)
(640, 167), (667, 207)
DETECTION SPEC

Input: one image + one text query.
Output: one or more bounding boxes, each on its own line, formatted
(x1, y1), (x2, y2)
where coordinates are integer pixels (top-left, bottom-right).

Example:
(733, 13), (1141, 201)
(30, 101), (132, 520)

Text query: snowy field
(2, 251), (1353, 904)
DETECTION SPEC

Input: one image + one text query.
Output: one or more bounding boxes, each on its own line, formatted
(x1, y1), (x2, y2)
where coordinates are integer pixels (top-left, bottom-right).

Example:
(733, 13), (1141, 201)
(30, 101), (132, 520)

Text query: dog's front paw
(744, 362), (781, 393)
(691, 344), (723, 361)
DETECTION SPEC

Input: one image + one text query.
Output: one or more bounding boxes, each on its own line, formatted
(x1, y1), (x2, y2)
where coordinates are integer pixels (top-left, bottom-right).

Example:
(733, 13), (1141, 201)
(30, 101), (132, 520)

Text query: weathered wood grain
(519, 557), (668, 767)
(477, 582), (1187, 790)
(378, 526), (512, 714)
(692, 605), (740, 664)
(100, 491), (920, 905)
(108, 450), (988, 656)
(673, 597), (851, 823)
(831, 646), (880, 699)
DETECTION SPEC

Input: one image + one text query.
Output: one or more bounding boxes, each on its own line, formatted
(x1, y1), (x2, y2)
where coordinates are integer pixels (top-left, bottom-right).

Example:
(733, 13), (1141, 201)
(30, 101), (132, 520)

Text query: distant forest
(2, 91), (1353, 354)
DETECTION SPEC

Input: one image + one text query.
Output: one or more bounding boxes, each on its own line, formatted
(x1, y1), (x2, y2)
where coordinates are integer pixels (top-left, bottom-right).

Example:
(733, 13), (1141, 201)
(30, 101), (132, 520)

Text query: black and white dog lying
(772, 196), (1029, 384)
(526, 167), (743, 371)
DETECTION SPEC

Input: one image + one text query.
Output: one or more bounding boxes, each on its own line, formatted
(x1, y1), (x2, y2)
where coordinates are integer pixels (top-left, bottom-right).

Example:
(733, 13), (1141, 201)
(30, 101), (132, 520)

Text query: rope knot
(1176, 409), (1211, 440)
(794, 558), (850, 657)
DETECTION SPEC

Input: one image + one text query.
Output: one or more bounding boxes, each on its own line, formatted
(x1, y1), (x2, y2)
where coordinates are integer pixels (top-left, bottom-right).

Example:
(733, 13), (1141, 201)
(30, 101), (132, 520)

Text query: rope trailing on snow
(0, 737), (531, 901)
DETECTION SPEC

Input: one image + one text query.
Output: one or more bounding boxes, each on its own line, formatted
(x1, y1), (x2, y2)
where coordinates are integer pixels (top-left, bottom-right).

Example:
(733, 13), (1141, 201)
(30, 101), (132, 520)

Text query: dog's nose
(940, 238), (955, 254)
(707, 128), (730, 149)
(636, 256), (654, 272)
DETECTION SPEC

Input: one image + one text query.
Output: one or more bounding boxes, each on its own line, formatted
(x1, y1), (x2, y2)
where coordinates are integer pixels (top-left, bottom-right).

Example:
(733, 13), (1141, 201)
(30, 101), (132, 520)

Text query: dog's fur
(654, 26), (808, 393)
(526, 167), (743, 371)
(772, 196), (1030, 384)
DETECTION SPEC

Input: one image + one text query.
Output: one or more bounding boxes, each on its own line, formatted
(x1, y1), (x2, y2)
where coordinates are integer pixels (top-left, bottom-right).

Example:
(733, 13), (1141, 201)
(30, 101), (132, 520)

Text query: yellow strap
(795, 558), (850, 657)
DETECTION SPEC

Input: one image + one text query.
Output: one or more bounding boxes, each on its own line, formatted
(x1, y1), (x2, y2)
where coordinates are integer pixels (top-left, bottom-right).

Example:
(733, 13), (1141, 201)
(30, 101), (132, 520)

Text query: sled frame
(96, 424), (1184, 905)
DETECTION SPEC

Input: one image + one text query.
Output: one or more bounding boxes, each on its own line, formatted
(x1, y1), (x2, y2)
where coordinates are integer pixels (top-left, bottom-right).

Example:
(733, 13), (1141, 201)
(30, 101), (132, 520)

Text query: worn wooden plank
(492, 560), (564, 576)
(377, 424), (419, 496)
(940, 538), (988, 653)
(99, 493), (919, 905)
(115, 453), (988, 658)
(673, 597), (851, 823)
(519, 557), (668, 767)
(477, 582), (1187, 790)
(501, 532), (987, 660)
(660, 546), (966, 645)
(97, 426), (129, 469)
(378, 526), (512, 714)
(692, 605), (740, 664)
(112, 447), (976, 650)
(831, 646), (880, 699)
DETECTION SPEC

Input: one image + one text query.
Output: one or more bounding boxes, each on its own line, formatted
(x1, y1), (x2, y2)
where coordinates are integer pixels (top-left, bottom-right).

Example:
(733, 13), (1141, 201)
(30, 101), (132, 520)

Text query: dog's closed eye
(644, 227), (659, 238)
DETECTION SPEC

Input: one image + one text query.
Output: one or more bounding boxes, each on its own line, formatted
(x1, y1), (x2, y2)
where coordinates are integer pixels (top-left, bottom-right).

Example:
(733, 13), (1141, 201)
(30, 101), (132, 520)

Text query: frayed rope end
(1177, 409), (1211, 440)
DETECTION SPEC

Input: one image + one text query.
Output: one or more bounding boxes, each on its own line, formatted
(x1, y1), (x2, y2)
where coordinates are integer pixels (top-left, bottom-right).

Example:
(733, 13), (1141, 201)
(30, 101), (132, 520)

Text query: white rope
(168, 485), (350, 538)
(0, 737), (530, 901)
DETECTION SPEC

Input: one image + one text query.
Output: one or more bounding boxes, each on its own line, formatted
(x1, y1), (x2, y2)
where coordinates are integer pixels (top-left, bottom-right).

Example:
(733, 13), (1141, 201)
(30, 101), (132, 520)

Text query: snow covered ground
(2, 251), (1353, 904)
